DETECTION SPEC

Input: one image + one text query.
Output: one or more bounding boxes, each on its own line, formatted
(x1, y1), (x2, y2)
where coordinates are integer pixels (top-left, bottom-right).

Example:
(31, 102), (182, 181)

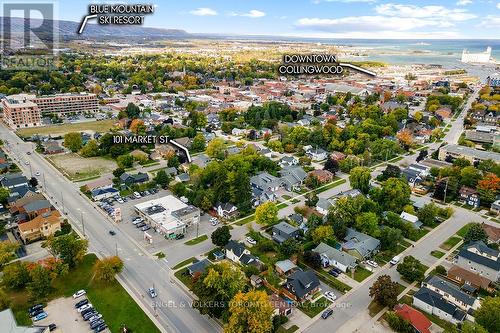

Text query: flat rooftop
(134, 195), (189, 231)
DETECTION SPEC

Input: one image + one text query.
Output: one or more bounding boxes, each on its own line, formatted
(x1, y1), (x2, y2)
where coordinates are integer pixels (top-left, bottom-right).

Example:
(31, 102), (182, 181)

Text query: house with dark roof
(224, 240), (261, 268)
(0, 173), (28, 189)
(283, 270), (320, 301)
(394, 304), (431, 333)
(214, 202), (239, 219)
(455, 241), (500, 282)
(91, 187), (119, 201)
(272, 222), (300, 244)
(187, 259), (211, 277)
(458, 186), (480, 208)
(413, 287), (466, 324)
(342, 228), (380, 260)
(422, 275), (480, 311)
(120, 172), (149, 186)
(22, 199), (52, 219)
(313, 242), (357, 273)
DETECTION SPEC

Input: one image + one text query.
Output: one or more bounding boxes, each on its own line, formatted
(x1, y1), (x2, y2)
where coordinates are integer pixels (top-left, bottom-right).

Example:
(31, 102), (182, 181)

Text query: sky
(6, 0), (500, 39)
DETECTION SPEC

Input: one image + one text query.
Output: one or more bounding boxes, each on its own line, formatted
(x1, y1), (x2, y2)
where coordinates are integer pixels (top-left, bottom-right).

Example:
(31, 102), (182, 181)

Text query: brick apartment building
(2, 93), (98, 129)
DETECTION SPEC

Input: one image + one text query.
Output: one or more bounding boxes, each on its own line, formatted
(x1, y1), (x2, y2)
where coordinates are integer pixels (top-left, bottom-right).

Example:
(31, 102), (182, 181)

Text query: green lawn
(6, 254), (160, 333)
(298, 297), (331, 318)
(277, 202), (289, 209)
(430, 250), (446, 259)
(172, 257), (196, 270)
(368, 300), (385, 317)
(353, 266), (373, 282)
(184, 234), (208, 246)
(439, 236), (462, 251)
(174, 268), (196, 291)
(277, 325), (299, 333)
(314, 178), (346, 194)
(234, 214), (254, 226)
(456, 223), (474, 238)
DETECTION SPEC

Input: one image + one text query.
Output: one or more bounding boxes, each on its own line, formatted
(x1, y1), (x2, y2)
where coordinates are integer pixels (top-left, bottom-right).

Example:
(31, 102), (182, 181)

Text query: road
(0, 125), (220, 333)
(304, 87), (481, 333)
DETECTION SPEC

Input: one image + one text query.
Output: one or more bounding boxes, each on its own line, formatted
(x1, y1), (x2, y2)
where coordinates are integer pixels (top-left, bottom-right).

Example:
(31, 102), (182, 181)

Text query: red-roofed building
(394, 304), (432, 333)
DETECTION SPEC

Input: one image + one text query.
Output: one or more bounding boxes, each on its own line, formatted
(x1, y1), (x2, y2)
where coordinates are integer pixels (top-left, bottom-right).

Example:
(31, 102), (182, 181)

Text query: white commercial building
(134, 195), (200, 237)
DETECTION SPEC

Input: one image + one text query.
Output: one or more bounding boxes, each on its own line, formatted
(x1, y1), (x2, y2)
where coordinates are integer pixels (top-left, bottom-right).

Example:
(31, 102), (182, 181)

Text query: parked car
(321, 308), (333, 319)
(134, 192), (141, 198)
(75, 299), (89, 309)
(81, 308), (95, 317)
(136, 222), (145, 228)
(148, 287), (157, 298)
(90, 319), (104, 330)
(390, 256), (400, 266)
(49, 323), (57, 331)
(29, 309), (44, 318)
(87, 314), (102, 322)
(33, 312), (48, 321)
(73, 289), (86, 299)
(28, 304), (44, 316)
(132, 218), (143, 225)
(245, 236), (257, 245)
(328, 268), (339, 277)
(141, 225), (151, 231)
(175, 234), (185, 240)
(210, 217), (219, 226)
(95, 324), (108, 332)
(83, 310), (97, 320)
(144, 190), (151, 195)
(324, 291), (337, 302)
(77, 303), (92, 313)
(116, 198), (124, 204)
(366, 260), (379, 268)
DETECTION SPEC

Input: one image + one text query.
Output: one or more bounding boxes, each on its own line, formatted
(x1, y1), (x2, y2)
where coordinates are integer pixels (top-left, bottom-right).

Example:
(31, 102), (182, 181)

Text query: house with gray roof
(0, 173), (28, 189)
(455, 241), (500, 282)
(422, 275), (480, 311)
(400, 211), (423, 229)
(413, 287), (466, 324)
(279, 156), (299, 168)
(342, 228), (380, 260)
(187, 259), (211, 276)
(316, 198), (333, 215)
(284, 270), (320, 301)
(279, 166), (307, 191)
(120, 172), (149, 186)
(313, 242), (357, 272)
(272, 222), (301, 244)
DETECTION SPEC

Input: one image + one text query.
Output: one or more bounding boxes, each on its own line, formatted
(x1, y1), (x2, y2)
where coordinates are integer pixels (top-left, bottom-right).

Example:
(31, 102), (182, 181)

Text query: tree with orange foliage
(129, 119), (146, 134)
(477, 173), (500, 205)
(396, 129), (414, 149)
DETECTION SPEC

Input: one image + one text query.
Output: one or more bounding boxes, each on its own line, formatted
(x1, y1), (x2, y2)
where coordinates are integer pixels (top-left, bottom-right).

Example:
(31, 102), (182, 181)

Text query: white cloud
(456, 0), (472, 6)
(478, 15), (500, 28)
(312, 0), (376, 3)
(497, 2), (500, 9)
(229, 9), (266, 18)
(375, 4), (476, 21)
(296, 16), (453, 33)
(190, 7), (217, 16)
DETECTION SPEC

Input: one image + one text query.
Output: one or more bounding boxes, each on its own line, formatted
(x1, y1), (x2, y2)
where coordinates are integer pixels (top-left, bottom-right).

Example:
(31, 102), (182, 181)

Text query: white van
(390, 256), (400, 266)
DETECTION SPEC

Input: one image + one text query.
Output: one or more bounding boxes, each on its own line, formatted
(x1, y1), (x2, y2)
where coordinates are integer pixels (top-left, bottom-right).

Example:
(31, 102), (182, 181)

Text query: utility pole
(443, 178), (449, 203)
(61, 191), (65, 214)
(80, 211), (86, 237)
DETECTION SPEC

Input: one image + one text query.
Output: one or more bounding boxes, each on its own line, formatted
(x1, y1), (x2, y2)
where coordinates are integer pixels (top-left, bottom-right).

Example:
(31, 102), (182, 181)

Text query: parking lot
(97, 188), (222, 256)
(36, 297), (110, 333)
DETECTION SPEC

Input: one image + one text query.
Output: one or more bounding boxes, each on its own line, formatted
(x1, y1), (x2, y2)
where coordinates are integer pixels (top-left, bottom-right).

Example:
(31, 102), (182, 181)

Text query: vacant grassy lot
(17, 120), (116, 137)
(5, 254), (160, 333)
(46, 153), (116, 181)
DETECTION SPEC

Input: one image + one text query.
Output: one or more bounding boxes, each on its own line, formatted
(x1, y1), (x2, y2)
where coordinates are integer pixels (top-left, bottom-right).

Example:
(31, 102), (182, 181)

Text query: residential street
(0, 125), (220, 333)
